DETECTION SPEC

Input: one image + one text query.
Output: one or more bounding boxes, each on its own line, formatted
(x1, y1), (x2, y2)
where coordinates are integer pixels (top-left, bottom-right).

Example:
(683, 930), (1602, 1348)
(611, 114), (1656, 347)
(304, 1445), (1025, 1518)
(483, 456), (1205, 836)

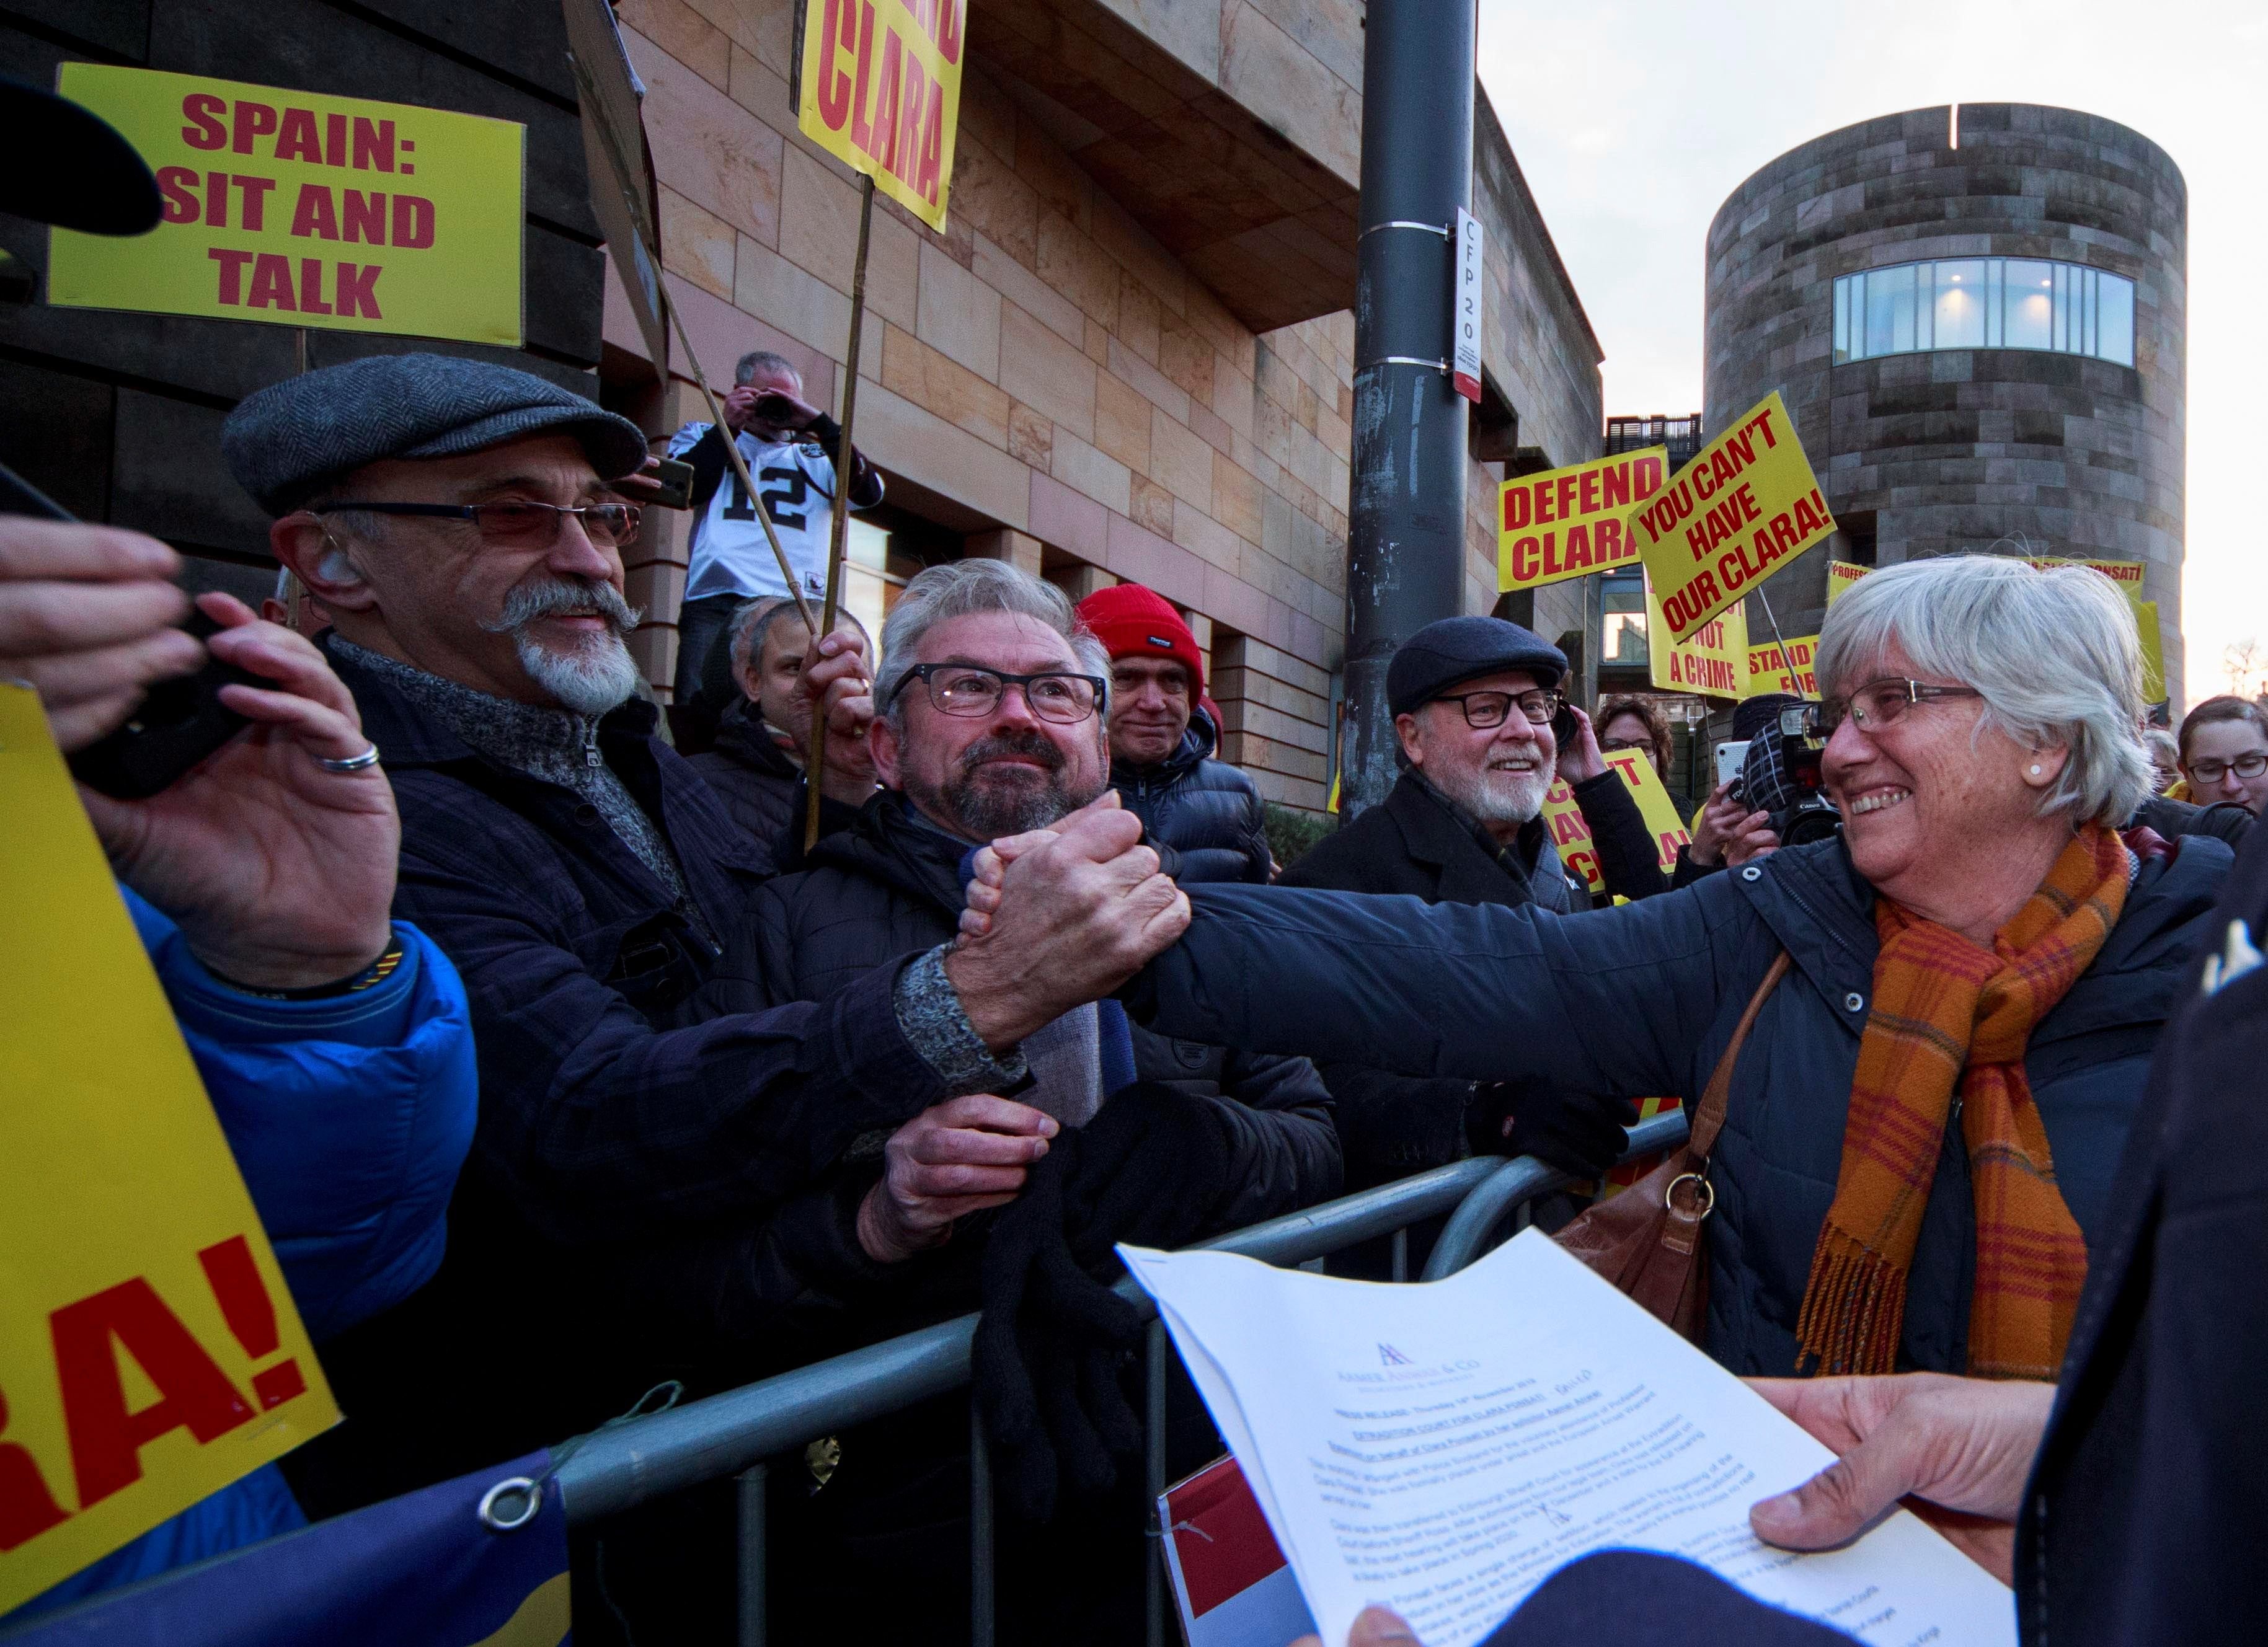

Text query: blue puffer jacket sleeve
(7, 893), (478, 1626)
(123, 887), (480, 1343)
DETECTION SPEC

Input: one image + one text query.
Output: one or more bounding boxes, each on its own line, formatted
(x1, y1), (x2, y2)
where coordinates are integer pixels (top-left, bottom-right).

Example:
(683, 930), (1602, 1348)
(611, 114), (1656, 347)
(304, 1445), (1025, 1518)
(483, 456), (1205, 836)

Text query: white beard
(516, 630), (643, 715)
(1433, 757), (1551, 830)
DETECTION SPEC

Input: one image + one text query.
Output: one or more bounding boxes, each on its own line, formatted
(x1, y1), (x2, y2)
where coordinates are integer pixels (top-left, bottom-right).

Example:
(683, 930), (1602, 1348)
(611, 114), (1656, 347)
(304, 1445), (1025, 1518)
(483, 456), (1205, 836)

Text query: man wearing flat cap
(1278, 614), (1666, 1190)
(228, 356), (1185, 1576)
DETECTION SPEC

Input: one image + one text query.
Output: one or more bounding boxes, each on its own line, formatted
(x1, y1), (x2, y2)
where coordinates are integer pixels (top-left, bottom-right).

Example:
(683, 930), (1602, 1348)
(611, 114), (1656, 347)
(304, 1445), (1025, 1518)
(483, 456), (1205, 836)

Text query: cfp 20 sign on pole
(45, 64), (523, 346)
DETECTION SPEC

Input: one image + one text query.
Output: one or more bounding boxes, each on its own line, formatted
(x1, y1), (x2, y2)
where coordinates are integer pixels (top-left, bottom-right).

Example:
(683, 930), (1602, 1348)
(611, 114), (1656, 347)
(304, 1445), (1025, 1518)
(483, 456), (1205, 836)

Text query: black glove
(973, 1083), (1233, 1523)
(1464, 1082), (1638, 1178)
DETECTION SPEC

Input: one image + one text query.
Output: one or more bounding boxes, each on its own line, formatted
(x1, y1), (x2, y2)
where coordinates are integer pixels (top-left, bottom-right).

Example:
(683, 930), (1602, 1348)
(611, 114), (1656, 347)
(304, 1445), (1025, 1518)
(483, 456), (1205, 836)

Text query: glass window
(841, 517), (923, 653)
(1832, 256), (2135, 366)
(1931, 259), (1986, 348)
(1601, 570), (1647, 666)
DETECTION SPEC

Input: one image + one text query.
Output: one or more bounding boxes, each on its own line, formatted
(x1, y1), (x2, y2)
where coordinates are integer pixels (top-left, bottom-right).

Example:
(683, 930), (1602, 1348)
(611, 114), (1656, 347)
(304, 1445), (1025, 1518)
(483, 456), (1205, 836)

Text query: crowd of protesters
(6, 344), (2265, 1647)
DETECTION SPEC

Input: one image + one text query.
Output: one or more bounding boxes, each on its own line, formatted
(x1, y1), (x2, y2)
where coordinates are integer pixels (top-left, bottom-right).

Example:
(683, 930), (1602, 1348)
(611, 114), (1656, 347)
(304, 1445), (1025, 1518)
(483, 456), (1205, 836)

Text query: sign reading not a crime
(45, 64), (523, 346)
(799, 0), (966, 232)
(1646, 572), (1747, 697)
(1498, 447), (1668, 593)
(1632, 392), (1835, 645)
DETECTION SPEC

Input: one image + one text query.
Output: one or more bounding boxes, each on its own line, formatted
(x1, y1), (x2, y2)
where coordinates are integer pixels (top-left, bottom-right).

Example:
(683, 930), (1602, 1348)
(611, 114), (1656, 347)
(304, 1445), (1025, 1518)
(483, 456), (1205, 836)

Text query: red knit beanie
(1074, 581), (1205, 697)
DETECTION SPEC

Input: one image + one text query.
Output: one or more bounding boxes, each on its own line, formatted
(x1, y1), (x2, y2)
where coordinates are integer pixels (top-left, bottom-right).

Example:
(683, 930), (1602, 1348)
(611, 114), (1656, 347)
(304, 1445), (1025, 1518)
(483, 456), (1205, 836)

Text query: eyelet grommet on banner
(477, 1476), (543, 1532)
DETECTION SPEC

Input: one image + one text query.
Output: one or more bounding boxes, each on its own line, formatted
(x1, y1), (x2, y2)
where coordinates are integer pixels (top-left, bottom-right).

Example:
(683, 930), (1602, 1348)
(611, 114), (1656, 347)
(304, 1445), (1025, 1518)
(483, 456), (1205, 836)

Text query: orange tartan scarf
(1794, 824), (2131, 1379)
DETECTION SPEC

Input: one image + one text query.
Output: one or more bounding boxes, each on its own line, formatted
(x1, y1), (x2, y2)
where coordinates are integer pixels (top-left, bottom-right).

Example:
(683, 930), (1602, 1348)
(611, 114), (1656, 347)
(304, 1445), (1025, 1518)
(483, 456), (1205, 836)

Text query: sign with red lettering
(1, 686), (337, 1614)
(1632, 392), (1836, 645)
(1646, 570), (1748, 697)
(798, 0), (965, 232)
(1744, 633), (1821, 699)
(45, 64), (523, 345)
(1497, 448), (1668, 593)
(1541, 749), (1693, 896)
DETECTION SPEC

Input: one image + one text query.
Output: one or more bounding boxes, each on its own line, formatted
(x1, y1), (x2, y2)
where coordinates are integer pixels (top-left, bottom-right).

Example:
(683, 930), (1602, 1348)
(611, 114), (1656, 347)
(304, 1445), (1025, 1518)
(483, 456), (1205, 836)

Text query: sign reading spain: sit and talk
(45, 64), (525, 347)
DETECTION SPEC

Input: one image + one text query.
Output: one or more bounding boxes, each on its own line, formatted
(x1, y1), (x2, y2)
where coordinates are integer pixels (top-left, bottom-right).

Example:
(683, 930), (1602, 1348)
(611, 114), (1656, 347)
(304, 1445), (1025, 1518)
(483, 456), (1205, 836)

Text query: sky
(1476, 0), (2268, 710)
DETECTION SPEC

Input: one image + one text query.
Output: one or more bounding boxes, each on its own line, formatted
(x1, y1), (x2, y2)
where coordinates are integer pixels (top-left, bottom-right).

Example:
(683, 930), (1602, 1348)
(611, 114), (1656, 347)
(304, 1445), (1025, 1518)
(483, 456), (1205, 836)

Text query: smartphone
(1714, 740), (1750, 787)
(67, 608), (262, 799)
(645, 456), (695, 510)
(0, 458), (259, 800)
(1551, 701), (1579, 746)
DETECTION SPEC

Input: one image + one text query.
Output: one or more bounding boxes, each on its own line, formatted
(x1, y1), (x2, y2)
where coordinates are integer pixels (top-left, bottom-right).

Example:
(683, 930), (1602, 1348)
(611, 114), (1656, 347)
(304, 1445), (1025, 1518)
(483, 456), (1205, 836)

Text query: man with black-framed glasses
(1278, 614), (1671, 1192)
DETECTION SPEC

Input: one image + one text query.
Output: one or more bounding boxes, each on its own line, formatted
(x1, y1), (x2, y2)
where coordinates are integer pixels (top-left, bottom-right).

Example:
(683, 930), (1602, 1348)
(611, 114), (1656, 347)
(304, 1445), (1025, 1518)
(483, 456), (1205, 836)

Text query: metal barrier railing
(544, 1110), (1693, 1647)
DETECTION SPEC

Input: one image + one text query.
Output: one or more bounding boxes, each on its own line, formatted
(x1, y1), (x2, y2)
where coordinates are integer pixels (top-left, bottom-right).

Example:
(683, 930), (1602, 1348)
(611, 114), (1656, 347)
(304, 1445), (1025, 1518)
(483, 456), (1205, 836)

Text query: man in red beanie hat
(1074, 582), (1273, 883)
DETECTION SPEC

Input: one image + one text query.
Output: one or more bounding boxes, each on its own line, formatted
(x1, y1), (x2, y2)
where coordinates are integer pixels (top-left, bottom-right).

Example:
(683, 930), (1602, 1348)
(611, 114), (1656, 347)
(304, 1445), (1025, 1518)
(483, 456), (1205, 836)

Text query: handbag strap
(1687, 950), (1791, 1160)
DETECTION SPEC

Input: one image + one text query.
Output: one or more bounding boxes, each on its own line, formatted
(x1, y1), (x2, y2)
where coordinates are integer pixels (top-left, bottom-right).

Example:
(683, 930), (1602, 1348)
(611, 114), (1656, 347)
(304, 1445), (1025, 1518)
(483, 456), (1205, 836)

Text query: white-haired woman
(1114, 555), (2235, 1382)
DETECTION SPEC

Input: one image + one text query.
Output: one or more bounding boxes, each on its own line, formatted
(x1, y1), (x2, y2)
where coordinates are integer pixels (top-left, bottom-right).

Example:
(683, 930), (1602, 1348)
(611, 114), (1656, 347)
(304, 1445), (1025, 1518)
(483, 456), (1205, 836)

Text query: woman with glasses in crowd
(2176, 694), (2268, 815)
(1117, 556), (2236, 1395)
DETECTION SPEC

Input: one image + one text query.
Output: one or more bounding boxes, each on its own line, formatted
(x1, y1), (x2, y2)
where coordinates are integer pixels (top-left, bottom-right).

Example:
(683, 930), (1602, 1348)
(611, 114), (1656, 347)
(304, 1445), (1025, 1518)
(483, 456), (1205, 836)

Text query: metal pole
(804, 174), (877, 849)
(1339, 0), (1476, 819)
(1754, 587), (1804, 697)
(736, 1463), (767, 1647)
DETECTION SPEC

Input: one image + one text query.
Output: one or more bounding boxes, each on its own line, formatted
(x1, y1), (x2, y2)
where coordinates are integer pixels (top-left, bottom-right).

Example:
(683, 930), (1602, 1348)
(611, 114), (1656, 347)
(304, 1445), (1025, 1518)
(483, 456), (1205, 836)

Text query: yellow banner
(1744, 633), (1822, 699)
(1825, 559), (1871, 606)
(1497, 448), (1667, 592)
(1646, 571), (1747, 697)
(1542, 748), (1693, 895)
(46, 64), (523, 346)
(799, 0), (965, 232)
(1634, 392), (1836, 645)
(2136, 599), (2166, 702)
(0, 686), (337, 1614)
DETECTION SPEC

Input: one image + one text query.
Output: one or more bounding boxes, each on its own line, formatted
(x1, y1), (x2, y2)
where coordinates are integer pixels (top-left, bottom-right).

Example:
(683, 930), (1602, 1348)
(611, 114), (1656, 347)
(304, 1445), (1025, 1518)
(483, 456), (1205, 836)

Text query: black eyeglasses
(1598, 736), (1654, 754)
(887, 663), (1107, 725)
(2189, 751), (2268, 785)
(1435, 689), (1561, 730)
(311, 500), (642, 549)
(1799, 678), (1982, 738)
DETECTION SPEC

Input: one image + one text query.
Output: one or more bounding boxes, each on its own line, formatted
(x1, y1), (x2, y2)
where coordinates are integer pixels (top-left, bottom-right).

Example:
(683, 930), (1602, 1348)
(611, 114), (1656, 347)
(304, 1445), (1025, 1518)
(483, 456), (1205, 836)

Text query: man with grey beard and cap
(218, 356), (1192, 1633)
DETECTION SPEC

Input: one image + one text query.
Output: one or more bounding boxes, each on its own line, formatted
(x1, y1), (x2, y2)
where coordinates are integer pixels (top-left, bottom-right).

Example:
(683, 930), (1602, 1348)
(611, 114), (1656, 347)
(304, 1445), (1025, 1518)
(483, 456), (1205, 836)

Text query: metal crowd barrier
(540, 1109), (1693, 1647)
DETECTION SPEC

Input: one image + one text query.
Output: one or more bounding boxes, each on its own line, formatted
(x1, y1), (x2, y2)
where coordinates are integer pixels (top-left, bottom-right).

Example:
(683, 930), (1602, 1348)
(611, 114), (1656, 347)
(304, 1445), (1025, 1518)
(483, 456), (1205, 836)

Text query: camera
(1771, 704), (1842, 846)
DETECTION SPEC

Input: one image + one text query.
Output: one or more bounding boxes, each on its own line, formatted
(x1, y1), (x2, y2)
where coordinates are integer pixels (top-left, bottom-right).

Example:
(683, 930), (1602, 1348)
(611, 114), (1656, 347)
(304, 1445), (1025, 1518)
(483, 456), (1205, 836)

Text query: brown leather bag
(1553, 951), (1792, 1341)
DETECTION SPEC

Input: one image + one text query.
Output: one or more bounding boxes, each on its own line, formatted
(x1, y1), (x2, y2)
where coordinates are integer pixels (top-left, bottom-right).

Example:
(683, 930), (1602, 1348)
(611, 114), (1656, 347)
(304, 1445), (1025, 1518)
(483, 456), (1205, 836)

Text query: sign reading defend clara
(799, 0), (966, 232)
(1633, 392), (1835, 645)
(46, 64), (524, 347)
(1497, 447), (1667, 593)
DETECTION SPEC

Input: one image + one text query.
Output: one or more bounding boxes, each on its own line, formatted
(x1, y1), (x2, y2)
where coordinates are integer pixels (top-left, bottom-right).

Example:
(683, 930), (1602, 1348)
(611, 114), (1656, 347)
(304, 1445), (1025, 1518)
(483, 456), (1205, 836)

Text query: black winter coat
(1112, 709), (1271, 884)
(1275, 769), (1658, 1185)
(2017, 821), (2268, 1645)
(1136, 831), (2233, 1377)
(747, 797), (1342, 1246)
(686, 699), (802, 850)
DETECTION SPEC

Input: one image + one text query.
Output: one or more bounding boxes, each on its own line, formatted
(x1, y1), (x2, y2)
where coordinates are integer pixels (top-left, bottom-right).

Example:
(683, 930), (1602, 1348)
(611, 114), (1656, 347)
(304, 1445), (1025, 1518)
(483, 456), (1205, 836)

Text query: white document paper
(1122, 1229), (2014, 1647)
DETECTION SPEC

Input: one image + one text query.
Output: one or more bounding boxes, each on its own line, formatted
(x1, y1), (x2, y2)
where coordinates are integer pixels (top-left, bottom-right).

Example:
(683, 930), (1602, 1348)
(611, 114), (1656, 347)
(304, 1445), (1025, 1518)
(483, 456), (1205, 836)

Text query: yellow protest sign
(1744, 634), (1822, 699)
(1542, 748), (1693, 894)
(1645, 571), (1747, 697)
(2136, 600), (2166, 702)
(45, 64), (523, 346)
(1825, 560), (1871, 606)
(1633, 392), (1836, 645)
(0, 686), (337, 1614)
(799, 0), (966, 231)
(1497, 448), (1667, 592)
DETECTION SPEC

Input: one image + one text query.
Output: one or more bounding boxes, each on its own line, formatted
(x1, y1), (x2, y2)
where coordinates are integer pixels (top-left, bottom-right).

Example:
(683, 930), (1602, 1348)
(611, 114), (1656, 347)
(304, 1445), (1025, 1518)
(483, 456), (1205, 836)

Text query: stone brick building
(1706, 104), (2186, 704)
(609, 0), (1604, 811)
(0, 0), (1604, 813)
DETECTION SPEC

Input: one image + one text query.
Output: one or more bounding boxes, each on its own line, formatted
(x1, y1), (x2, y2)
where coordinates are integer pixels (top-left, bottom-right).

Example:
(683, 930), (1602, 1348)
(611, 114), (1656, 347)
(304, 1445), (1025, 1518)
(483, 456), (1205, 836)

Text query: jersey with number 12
(666, 422), (839, 604)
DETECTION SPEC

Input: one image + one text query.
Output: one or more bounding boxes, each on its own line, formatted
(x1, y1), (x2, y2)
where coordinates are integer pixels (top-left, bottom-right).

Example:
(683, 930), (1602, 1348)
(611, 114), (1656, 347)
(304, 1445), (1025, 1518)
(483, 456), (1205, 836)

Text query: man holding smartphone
(663, 350), (885, 736)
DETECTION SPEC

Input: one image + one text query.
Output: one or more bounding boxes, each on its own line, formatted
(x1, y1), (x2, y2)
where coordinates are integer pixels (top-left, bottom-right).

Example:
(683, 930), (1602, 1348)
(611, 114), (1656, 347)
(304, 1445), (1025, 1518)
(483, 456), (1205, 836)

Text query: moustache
(959, 729), (1066, 777)
(481, 576), (642, 637)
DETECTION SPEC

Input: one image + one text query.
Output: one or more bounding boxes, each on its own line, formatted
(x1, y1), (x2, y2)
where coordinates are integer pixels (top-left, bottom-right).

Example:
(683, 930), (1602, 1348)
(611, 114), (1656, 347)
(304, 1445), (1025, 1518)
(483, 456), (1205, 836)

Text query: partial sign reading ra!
(45, 64), (524, 346)
(799, 0), (967, 232)
(1632, 392), (1836, 645)
(1497, 447), (1668, 593)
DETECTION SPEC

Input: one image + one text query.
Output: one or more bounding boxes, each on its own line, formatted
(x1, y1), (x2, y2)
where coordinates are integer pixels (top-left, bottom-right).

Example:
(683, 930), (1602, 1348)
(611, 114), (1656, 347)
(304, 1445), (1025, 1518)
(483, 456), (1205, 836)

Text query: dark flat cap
(222, 352), (651, 515)
(1387, 615), (1568, 717)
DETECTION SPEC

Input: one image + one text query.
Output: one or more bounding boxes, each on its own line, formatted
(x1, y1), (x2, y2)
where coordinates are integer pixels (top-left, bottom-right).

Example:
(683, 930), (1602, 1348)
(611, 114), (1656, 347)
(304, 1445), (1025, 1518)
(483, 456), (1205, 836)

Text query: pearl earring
(2029, 764), (2042, 776)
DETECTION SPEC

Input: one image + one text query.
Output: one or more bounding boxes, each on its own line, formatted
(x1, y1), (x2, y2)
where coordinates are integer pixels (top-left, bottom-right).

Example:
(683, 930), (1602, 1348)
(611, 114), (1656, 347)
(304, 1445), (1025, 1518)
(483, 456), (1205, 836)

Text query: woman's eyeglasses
(311, 500), (643, 549)
(1790, 678), (1983, 739)
(2189, 751), (2267, 785)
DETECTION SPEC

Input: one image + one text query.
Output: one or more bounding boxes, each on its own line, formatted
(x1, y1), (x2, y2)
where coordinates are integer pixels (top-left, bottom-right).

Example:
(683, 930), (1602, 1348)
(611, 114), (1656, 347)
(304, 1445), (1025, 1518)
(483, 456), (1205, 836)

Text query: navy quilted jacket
(1113, 708), (1272, 885)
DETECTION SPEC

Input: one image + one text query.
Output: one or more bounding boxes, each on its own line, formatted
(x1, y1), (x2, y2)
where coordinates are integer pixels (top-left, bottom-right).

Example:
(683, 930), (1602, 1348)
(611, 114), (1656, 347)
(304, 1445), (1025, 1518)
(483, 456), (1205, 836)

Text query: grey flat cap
(1387, 615), (1568, 715)
(222, 351), (650, 515)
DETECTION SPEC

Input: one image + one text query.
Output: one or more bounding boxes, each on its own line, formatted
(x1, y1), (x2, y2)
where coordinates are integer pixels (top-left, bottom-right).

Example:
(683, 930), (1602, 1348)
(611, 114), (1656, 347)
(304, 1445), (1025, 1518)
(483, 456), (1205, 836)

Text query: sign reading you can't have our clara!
(1633, 391), (1836, 645)
(45, 63), (525, 347)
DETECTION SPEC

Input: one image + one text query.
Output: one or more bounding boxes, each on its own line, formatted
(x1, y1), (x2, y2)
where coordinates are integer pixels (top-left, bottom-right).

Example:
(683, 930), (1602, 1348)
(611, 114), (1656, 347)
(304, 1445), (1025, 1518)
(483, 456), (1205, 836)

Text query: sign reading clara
(1632, 392), (1835, 645)
(799, 0), (967, 232)
(45, 64), (524, 346)
(1497, 447), (1667, 593)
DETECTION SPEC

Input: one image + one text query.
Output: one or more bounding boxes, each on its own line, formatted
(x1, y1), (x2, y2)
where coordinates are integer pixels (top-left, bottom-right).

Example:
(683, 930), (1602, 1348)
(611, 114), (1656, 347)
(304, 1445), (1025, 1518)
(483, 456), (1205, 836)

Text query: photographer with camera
(663, 350), (884, 743)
